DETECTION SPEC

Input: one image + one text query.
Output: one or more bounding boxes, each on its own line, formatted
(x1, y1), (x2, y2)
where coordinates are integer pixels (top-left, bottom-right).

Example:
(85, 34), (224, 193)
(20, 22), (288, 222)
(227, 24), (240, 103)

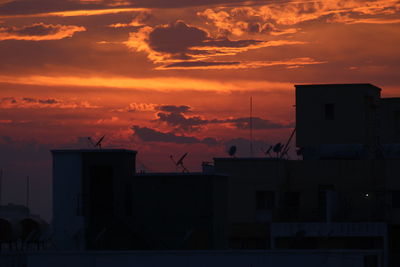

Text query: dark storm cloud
(131, 125), (218, 146)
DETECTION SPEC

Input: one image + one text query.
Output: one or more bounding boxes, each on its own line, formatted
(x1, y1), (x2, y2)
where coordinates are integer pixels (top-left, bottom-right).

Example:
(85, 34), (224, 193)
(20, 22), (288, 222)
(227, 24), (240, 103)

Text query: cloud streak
(158, 57), (324, 70)
(0, 23), (85, 41)
(131, 125), (218, 146)
(0, 7), (147, 18)
(0, 97), (99, 109)
(153, 104), (292, 131)
(0, 74), (294, 92)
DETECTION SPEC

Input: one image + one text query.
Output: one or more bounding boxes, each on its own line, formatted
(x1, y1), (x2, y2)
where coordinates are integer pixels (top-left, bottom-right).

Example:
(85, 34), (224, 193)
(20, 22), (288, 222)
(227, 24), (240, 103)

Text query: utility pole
(26, 175), (29, 209)
(250, 96), (253, 157)
(0, 168), (3, 206)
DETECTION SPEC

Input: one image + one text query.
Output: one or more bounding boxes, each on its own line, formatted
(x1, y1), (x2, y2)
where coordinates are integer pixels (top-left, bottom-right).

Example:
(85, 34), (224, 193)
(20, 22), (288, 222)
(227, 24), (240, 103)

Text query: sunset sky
(0, 0), (399, 219)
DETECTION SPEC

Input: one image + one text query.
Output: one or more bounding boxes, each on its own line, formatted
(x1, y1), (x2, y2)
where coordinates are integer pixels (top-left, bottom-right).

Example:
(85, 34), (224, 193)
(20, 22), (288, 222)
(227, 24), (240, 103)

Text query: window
(256, 191), (275, 210)
(283, 192), (300, 208)
(392, 191), (400, 208)
(324, 103), (335, 120)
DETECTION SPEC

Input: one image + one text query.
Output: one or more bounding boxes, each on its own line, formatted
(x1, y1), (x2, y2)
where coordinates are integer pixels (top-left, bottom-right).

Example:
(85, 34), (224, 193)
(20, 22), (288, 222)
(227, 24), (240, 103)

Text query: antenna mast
(250, 96), (253, 157)
(0, 168), (3, 206)
(26, 175), (30, 209)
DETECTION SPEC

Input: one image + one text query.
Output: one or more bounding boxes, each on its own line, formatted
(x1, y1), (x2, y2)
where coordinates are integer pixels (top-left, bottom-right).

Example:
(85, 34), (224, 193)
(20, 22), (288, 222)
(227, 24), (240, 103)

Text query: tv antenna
(228, 145), (237, 157)
(87, 135), (105, 149)
(261, 145), (273, 158)
(170, 152), (189, 173)
(280, 127), (296, 159)
(273, 142), (284, 158)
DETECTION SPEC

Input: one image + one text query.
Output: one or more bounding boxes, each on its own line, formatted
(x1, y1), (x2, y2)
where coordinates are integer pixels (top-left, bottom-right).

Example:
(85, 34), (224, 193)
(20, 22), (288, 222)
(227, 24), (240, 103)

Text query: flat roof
(135, 172), (226, 177)
(381, 97), (400, 101)
(51, 149), (137, 154)
(214, 157), (285, 161)
(295, 83), (381, 91)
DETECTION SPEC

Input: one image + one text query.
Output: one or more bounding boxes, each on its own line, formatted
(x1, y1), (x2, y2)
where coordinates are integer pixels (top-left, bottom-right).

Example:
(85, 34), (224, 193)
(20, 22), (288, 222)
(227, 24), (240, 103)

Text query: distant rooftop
(51, 149), (137, 154)
(136, 172), (226, 177)
(214, 157), (284, 162)
(295, 83), (381, 91)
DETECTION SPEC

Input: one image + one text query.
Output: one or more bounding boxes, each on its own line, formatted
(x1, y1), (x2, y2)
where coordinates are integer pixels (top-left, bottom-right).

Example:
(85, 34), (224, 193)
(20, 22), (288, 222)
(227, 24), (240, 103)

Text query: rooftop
(295, 83), (381, 91)
(51, 149), (137, 154)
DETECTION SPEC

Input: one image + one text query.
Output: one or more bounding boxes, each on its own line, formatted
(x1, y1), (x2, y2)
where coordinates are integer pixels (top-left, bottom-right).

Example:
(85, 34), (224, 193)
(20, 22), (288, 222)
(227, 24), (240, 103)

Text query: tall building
(52, 149), (137, 250)
(296, 84), (381, 152)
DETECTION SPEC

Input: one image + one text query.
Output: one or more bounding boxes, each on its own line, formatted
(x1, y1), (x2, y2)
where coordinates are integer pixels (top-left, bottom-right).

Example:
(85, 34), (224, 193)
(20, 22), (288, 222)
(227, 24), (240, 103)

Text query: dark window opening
(283, 192), (300, 208)
(89, 165), (114, 216)
(364, 255), (378, 267)
(324, 103), (335, 120)
(256, 191), (275, 210)
(392, 191), (400, 208)
(318, 185), (335, 220)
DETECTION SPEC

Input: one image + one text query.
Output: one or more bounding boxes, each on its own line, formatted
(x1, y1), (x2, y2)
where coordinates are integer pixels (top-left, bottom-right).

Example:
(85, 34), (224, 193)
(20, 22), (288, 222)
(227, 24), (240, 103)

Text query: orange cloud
(157, 57), (325, 70)
(115, 102), (158, 112)
(0, 97), (99, 109)
(0, 23), (85, 41)
(0, 7), (147, 18)
(199, 0), (400, 35)
(108, 11), (152, 27)
(328, 13), (400, 24)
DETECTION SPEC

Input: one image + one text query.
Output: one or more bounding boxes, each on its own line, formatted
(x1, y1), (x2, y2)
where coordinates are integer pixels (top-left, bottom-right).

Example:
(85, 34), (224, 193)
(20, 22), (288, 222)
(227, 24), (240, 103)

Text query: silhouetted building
(380, 98), (400, 144)
(45, 83), (400, 267)
(52, 149), (228, 251)
(52, 149), (137, 250)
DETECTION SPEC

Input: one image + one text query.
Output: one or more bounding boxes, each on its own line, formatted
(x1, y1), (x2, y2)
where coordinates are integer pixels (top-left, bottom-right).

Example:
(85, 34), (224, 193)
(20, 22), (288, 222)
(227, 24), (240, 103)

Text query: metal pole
(250, 96), (253, 157)
(0, 168), (3, 206)
(26, 176), (29, 209)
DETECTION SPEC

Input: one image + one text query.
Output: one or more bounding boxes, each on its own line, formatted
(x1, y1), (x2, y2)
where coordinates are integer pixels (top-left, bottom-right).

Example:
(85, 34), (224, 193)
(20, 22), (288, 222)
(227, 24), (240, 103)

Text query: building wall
(214, 159), (285, 224)
(296, 84), (381, 148)
(52, 151), (84, 250)
(131, 174), (228, 250)
(380, 98), (400, 144)
(25, 250), (384, 267)
(214, 158), (400, 224)
(52, 150), (136, 251)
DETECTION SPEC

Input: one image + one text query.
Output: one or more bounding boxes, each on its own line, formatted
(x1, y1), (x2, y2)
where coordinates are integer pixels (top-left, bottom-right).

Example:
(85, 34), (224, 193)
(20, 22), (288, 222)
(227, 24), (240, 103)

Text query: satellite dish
(273, 142), (283, 153)
(170, 153), (189, 173)
(296, 148), (303, 156)
(95, 135), (105, 149)
(228, 145), (237, 157)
